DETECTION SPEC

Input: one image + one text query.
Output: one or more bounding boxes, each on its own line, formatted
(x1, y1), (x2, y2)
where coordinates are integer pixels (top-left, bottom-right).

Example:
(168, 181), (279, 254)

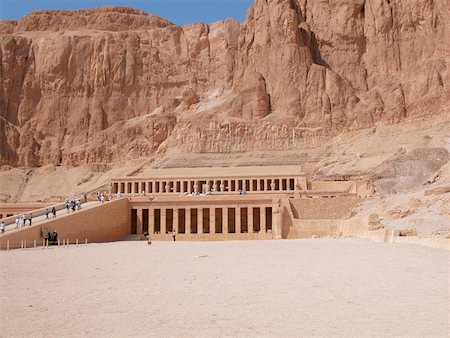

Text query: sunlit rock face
(0, 1), (448, 166)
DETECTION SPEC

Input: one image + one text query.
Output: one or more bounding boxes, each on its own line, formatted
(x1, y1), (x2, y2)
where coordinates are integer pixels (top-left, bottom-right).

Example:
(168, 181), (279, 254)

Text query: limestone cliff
(0, 1), (448, 167)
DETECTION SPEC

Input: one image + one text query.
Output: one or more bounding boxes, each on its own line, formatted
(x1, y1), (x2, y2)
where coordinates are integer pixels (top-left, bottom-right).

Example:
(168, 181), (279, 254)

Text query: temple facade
(0, 166), (375, 248)
(111, 166), (373, 240)
(111, 166), (308, 195)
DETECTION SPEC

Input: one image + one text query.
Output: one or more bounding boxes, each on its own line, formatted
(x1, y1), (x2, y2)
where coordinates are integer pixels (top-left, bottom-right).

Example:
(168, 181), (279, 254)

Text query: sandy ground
(0, 239), (448, 337)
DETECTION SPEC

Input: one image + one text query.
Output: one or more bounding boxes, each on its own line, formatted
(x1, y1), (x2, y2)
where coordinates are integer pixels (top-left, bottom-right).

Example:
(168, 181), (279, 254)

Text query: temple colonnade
(131, 205), (273, 236)
(113, 177), (304, 195)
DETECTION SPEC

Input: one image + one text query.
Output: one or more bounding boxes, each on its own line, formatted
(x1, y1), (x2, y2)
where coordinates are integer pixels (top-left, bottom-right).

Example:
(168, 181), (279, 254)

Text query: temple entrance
(241, 208), (248, 233)
(166, 209), (173, 233)
(154, 209), (161, 233)
(266, 207), (272, 231)
(253, 208), (260, 232)
(202, 208), (210, 233)
(178, 209), (186, 234)
(130, 209), (137, 234)
(143, 209), (149, 234)
(191, 209), (198, 233)
(215, 208), (223, 233)
(228, 208), (236, 233)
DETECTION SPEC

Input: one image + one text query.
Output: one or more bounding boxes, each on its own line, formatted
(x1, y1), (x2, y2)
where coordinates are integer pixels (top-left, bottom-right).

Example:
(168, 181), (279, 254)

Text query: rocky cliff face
(0, 1), (448, 167)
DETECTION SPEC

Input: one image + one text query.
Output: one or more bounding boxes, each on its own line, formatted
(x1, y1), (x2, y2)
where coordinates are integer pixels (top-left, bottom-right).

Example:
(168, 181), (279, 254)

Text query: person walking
(52, 207), (56, 218)
(45, 209), (49, 219)
(29, 213), (32, 226)
(172, 229), (176, 242)
(0, 221), (5, 234)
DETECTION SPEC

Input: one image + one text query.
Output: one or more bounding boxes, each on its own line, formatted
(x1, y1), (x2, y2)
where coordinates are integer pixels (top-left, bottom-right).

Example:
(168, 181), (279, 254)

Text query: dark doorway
(202, 208), (210, 233)
(228, 208), (236, 233)
(166, 209), (173, 232)
(143, 209), (149, 234)
(154, 209), (161, 233)
(131, 209), (137, 234)
(241, 208), (248, 233)
(215, 208), (223, 233)
(191, 209), (198, 234)
(178, 209), (186, 234)
(266, 207), (272, 231)
(253, 208), (260, 233)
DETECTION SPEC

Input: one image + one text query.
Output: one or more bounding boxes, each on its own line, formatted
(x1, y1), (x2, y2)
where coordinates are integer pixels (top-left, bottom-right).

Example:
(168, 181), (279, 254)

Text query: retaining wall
(0, 199), (130, 250)
(289, 197), (361, 219)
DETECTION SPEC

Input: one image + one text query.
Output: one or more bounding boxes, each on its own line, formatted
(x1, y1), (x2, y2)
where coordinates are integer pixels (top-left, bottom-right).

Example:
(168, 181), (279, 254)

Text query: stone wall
(0, 198), (130, 249)
(289, 197), (361, 219)
(286, 219), (340, 239)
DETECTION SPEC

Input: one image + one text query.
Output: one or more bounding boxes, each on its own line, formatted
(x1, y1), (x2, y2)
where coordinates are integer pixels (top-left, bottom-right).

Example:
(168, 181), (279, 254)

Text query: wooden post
(34, 240), (36, 248)
(21, 240), (23, 249)
(24, 240), (27, 249)
(85, 238), (88, 247)
(7, 240), (9, 251)
(57, 238), (60, 247)
(42, 239), (45, 248)
(76, 239), (79, 247)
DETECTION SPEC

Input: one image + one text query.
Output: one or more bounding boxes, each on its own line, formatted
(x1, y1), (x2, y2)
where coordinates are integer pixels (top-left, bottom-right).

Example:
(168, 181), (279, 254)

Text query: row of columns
(115, 177), (298, 195)
(134, 206), (271, 235)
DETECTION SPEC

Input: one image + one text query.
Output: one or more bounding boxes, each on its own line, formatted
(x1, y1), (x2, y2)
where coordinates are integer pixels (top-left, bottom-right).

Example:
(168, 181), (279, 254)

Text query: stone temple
(0, 166), (375, 248)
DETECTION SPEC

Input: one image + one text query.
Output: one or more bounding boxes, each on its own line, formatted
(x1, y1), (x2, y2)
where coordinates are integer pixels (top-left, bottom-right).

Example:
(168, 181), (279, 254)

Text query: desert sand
(1, 239), (448, 337)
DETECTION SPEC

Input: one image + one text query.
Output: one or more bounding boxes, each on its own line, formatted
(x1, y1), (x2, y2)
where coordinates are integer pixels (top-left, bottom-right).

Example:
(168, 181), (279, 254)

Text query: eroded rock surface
(0, 0), (448, 167)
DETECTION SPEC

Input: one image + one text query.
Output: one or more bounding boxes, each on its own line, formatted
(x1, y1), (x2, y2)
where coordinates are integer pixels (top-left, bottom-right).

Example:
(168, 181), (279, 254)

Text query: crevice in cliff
(290, 0), (304, 22)
(310, 32), (330, 69)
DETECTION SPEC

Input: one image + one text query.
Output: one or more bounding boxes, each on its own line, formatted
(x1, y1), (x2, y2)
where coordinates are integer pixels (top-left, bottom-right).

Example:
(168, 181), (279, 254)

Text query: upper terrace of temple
(111, 165), (308, 195)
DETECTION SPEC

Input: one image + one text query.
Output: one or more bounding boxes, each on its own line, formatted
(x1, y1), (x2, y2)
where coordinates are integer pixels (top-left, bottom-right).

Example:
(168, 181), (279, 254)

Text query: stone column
(273, 199), (283, 239)
(149, 208), (155, 234)
(260, 207), (266, 233)
(173, 208), (179, 233)
(136, 208), (143, 235)
(186, 208), (191, 234)
(161, 208), (167, 234)
(198, 208), (203, 234)
(257, 179), (261, 192)
(222, 207), (228, 234)
(188, 181), (193, 194)
(236, 207), (241, 234)
(210, 208), (215, 234)
(248, 207), (254, 234)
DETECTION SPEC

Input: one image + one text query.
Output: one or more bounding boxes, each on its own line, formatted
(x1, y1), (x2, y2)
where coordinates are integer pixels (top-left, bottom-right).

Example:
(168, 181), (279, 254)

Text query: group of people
(45, 207), (57, 219)
(15, 214), (33, 229)
(65, 198), (82, 213)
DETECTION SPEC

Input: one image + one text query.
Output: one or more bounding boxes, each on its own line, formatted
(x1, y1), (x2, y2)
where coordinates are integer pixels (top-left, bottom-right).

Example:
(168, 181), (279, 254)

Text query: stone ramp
(0, 199), (130, 250)
(1, 201), (100, 233)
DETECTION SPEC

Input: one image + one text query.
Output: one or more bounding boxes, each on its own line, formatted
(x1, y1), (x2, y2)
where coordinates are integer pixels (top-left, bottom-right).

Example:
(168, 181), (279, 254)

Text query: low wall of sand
(0, 199), (130, 249)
